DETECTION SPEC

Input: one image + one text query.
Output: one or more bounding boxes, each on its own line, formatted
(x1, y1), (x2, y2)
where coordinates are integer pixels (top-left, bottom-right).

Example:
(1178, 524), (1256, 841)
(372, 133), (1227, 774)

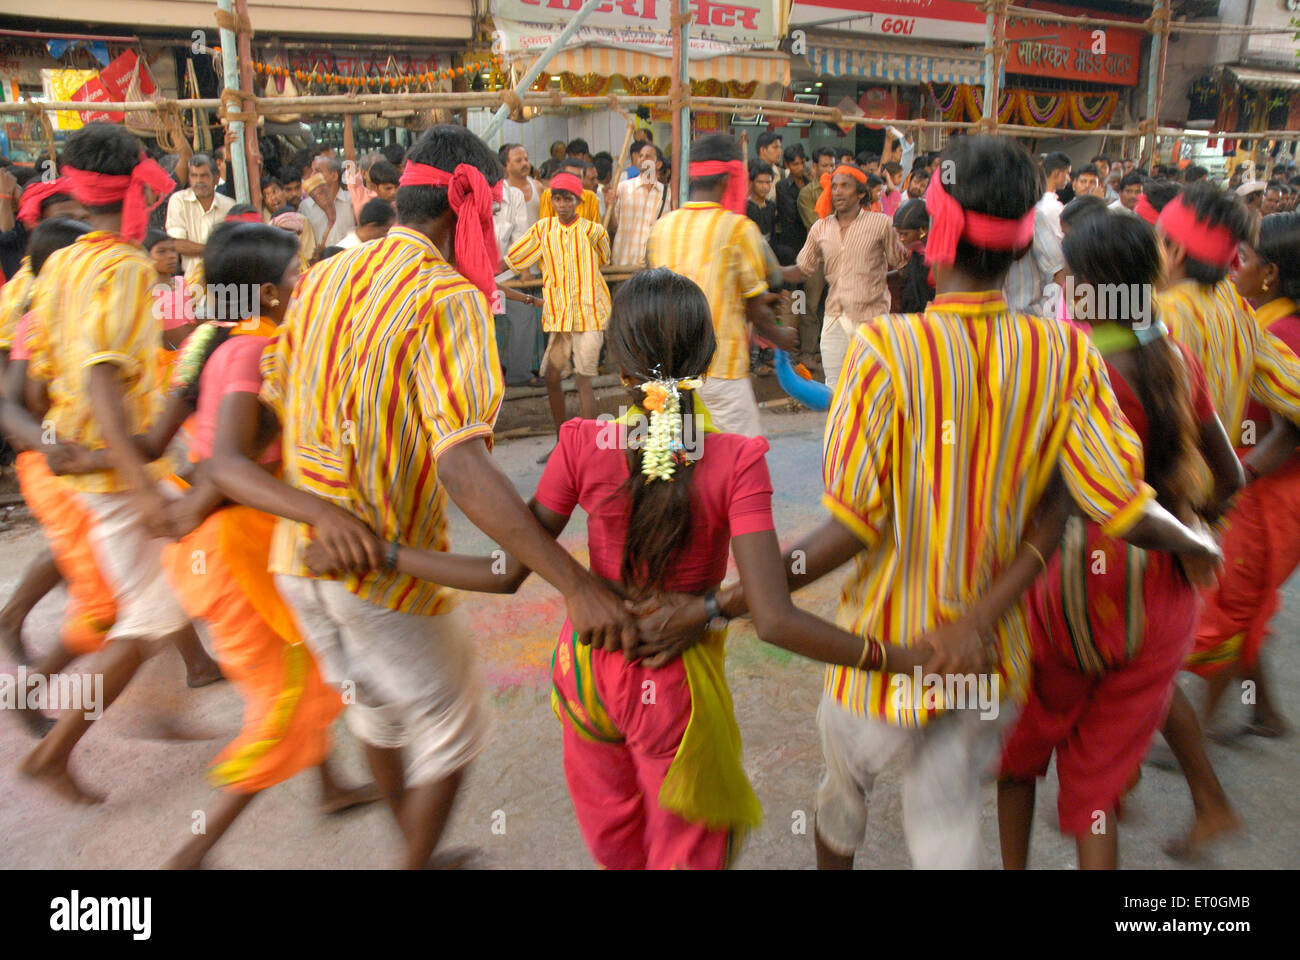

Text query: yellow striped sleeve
(24, 270), (53, 382)
(734, 217), (769, 299)
(821, 332), (893, 549)
(1249, 322), (1300, 426)
(592, 223), (611, 265)
(1058, 341), (1154, 537)
(81, 257), (153, 377)
(506, 221), (543, 273)
(419, 285), (504, 460)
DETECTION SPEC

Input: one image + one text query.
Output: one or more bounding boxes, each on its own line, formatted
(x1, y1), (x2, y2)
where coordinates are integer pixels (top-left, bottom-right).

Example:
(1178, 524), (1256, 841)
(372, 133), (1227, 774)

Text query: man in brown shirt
(784, 166), (907, 388)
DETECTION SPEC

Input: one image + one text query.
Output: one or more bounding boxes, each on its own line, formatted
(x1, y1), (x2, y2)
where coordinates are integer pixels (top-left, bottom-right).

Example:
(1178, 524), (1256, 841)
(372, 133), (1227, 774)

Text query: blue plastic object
(773, 349), (832, 411)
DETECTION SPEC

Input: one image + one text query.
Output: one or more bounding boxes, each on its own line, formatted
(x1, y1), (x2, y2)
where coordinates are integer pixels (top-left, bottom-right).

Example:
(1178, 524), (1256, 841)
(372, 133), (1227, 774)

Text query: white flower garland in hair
(638, 376), (703, 482)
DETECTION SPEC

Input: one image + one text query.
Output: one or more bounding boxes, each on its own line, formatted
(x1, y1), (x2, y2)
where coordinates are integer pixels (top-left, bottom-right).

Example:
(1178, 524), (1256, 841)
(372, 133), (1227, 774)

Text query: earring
(271, 297), (281, 306)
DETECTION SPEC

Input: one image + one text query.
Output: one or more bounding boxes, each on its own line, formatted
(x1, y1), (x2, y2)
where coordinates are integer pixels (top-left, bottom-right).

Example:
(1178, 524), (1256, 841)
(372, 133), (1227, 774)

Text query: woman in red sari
(998, 212), (1244, 869)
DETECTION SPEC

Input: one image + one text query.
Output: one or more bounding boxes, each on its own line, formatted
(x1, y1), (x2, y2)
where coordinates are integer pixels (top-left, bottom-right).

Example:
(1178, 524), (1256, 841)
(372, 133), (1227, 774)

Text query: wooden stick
(605, 114), (636, 229)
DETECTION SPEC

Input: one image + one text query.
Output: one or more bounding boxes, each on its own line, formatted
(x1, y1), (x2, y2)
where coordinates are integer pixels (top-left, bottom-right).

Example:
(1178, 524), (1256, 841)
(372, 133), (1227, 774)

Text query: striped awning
(1224, 65), (1300, 92)
(809, 44), (986, 86)
(524, 46), (790, 86)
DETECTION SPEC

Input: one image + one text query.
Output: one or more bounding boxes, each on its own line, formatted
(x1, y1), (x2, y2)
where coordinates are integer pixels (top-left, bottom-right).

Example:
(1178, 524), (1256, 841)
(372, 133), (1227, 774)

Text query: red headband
(1134, 194), (1159, 226)
(226, 210), (263, 223)
(16, 178), (74, 227)
(923, 175), (1034, 267)
(815, 165), (869, 219)
(62, 152), (175, 244)
(688, 160), (747, 215)
(548, 172), (583, 199)
(398, 160), (504, 300)
(1157, 194), (1239, 270)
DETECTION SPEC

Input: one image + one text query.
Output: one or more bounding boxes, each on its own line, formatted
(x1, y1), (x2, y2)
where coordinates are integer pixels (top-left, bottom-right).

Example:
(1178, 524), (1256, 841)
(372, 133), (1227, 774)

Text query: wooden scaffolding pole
(215, 0), (250, 204)
(981, 0), (1009, 134)
(235, 0), (260, 212)
(670, 1), (692, 209)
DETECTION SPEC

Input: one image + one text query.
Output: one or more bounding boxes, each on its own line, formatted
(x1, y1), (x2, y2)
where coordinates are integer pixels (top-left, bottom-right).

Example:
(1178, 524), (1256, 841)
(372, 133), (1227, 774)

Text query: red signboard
(1006, 2), (1143, 86)
(70, 50), (156, 124)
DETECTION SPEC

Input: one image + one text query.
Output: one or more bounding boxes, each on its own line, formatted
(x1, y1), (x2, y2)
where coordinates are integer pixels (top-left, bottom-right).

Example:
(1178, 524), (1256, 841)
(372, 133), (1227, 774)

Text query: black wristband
(383, 540), (399, 572)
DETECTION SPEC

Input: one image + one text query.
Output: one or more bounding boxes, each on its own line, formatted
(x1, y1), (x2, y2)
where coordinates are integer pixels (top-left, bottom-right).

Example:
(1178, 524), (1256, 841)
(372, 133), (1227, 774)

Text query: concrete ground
(1, 406), (1296, 869)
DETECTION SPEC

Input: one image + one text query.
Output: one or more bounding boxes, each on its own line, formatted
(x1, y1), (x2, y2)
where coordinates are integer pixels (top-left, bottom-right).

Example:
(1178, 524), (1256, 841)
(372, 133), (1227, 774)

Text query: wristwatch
(704, 590), (729, 633)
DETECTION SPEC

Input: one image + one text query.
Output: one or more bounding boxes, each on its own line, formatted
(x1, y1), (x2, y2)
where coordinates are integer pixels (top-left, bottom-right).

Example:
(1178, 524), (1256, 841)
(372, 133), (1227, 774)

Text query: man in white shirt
(607, 141), (666, 266)
(299, 155), (356, 248)
(1039, 152), (1072, 238)
(493, 172), (542, 386)
(164, 153), (235, 273)
(1002, 181), (1065, 317)
(500, 142), (543, 227)
(1108, 170), (1144, 214)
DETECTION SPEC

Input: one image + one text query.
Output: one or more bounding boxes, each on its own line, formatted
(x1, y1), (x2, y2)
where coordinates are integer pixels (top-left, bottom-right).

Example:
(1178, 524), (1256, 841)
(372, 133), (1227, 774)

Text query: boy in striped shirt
(507, 172), (611, 457)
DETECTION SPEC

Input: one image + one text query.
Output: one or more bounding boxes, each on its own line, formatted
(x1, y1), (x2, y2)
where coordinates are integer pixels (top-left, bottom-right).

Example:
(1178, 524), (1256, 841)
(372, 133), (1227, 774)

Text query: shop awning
(808, 37), (986, 85)
(1224, 65), (1300, 92)
(524, 46), (790, 86)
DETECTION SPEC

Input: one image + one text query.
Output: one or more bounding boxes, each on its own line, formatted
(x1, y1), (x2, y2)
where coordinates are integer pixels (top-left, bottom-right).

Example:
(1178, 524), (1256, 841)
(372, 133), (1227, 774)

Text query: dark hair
(279, 168), (302, 186)
(1182, 164), (1208, 183)
(1074, 164), (1101, 181)
(748, 159), (773, 182)
(381, 144), (406, 168)
(560, 158), (593, 175)
(260, 175), (283, 190)
(855, 151), (878, 167)
(290, 147), (316, 178)
(358, 197), (396, 228)
(1176, 181), (1253, 284)
(689, 134), (741, 192)
(1143, 179), (1180, 213)
(60, 123), (143, 213)
(565, 138), (590, 157)
(1060, 193), (1109, 230)
(592, 151), (613, 182)
(1063, 212), (1201, 513)
(398, 125), (503, 225)
(188, 153), (215, 174)
(908, 166), (931, 183)
(864, 173), (883, 193)
(882, 161), (903, 177)
(1119, 170), (1145, 190)
(177, 222), (299, 401)
(498, 143), (521, 166)
(1042, 152), (1072, 177)
(605, 268), (716, 593)
(756, 131), (782, 153)
(367, 159), (400, 187)
(811, 146), (837, 164)
(894, 198), (929, 230)
(317, 245), (345, 262)
(782, 143), (807, 165)
(1090, 155), (1111, 166)
(227, 203), (259, 219)
(938, 135), (1039, 282)
(143, 229), (170, 252)
(27, 217), (91, 276)
(1255, 212), (1300, 300)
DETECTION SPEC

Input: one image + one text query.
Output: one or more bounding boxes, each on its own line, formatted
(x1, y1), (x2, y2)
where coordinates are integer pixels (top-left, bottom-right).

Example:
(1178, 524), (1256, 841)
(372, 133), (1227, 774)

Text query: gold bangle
(855, 634), (872, 670)
(1024, 540), (1046, 572)
(877, 639), (887, 674)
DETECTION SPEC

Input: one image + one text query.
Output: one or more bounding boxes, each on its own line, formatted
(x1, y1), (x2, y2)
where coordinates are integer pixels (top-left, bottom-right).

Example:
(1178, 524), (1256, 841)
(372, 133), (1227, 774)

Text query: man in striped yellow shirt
(506, 172), (610, 455)
(19, 124), (210, 804)
(209, 125), (636, 869)
(647, 134), (795, 436)
(807, 138), (1220, 868)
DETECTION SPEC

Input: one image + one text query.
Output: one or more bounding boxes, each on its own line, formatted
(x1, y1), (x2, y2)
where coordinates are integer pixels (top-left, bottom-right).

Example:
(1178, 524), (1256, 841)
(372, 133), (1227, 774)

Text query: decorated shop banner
(1006, 2), (1142, 86)
(42, 68), (99, 130)
(789, 0), (985, 45)
(492, 0), (783, 59)
(930, 82), (1118, 130)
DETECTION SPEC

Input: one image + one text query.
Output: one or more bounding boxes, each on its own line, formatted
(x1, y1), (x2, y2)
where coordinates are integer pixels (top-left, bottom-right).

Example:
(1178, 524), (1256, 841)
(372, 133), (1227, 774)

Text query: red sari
(1002, 337), (1216, 835)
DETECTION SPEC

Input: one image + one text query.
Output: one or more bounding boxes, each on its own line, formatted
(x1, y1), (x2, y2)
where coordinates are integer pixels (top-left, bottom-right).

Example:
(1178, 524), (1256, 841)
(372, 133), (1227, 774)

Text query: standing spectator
(539, 158), (600, 223)
(800, 147), (837, 230)
(1110, 171), (1144, 213)
(773, 143), (810, 264)
(756, 131), (785, 200)
(879, 161), (904, 217)
(500, 143), (543, 225)
(261, 176), (286, 221)
(1070, 164), (1102, 201)
(745, 161), (776, 242)
(893, 199), (933, 313)
(897, 165), (930, 212)
(607, 140), (666, 267)
(165, 153), (235, 274)
(279, 170), (303, 209)
(538, 140), (567, 181)
(1262, 181), (1284, 215)
(1039, 152), (1072, 236)
(299, 155), (356, 248)
(592, 151), (614, 220)
(1002, 167), (1066, 316)
(624, 127), (654, 179)
(492, 165), (532, 385)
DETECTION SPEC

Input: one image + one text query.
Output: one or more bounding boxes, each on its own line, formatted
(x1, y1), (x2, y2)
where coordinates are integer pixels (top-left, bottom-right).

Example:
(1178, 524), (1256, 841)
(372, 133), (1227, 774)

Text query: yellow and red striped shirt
(646, 201), (769, 380)
(538, 188), (600, 223)
(26, 231), (169, 493)
(260, 225), (504, 616)
(1157, 278), (1300, 445)
(506, 216), (611, 333)
(0, 258), (33, 352)
(822, 292), (1154, 727)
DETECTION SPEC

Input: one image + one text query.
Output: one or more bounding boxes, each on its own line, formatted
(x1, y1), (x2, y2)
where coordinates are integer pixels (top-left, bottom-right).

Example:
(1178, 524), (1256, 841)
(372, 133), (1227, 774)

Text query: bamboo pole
(671, 0), (691, 209)
(235, 0), (260, 212)
(216, 0), (249, 204)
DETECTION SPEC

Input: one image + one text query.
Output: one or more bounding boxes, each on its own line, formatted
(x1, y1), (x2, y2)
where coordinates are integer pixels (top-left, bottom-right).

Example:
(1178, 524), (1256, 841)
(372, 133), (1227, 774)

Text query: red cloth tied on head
(62, 152), (175, 244)
(16, 178), (74, 227)
(398, 160), (504, 300)
(688, 160), (747, 215)
(548, 172), (583, 200)
(815, 164), (868, 219)
(923, 175), (1035, 268)
(1156, 194), (1239, 270)
(225, 210), (263, 224)
(1134, 193), (1159, 226)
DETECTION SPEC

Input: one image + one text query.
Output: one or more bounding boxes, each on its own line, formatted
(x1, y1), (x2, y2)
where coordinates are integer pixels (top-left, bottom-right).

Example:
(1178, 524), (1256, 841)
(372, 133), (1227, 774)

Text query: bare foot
(0, 619), (27, 664)
(164, 848), (206, 870)
(320, 781), (383, 815)
(186, 663), (225, 688)
(424, 846), (482, 869)
(1163, 806), (1244, 860)
(19, 750), (106, 805)
(14, 706), (55, 738)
